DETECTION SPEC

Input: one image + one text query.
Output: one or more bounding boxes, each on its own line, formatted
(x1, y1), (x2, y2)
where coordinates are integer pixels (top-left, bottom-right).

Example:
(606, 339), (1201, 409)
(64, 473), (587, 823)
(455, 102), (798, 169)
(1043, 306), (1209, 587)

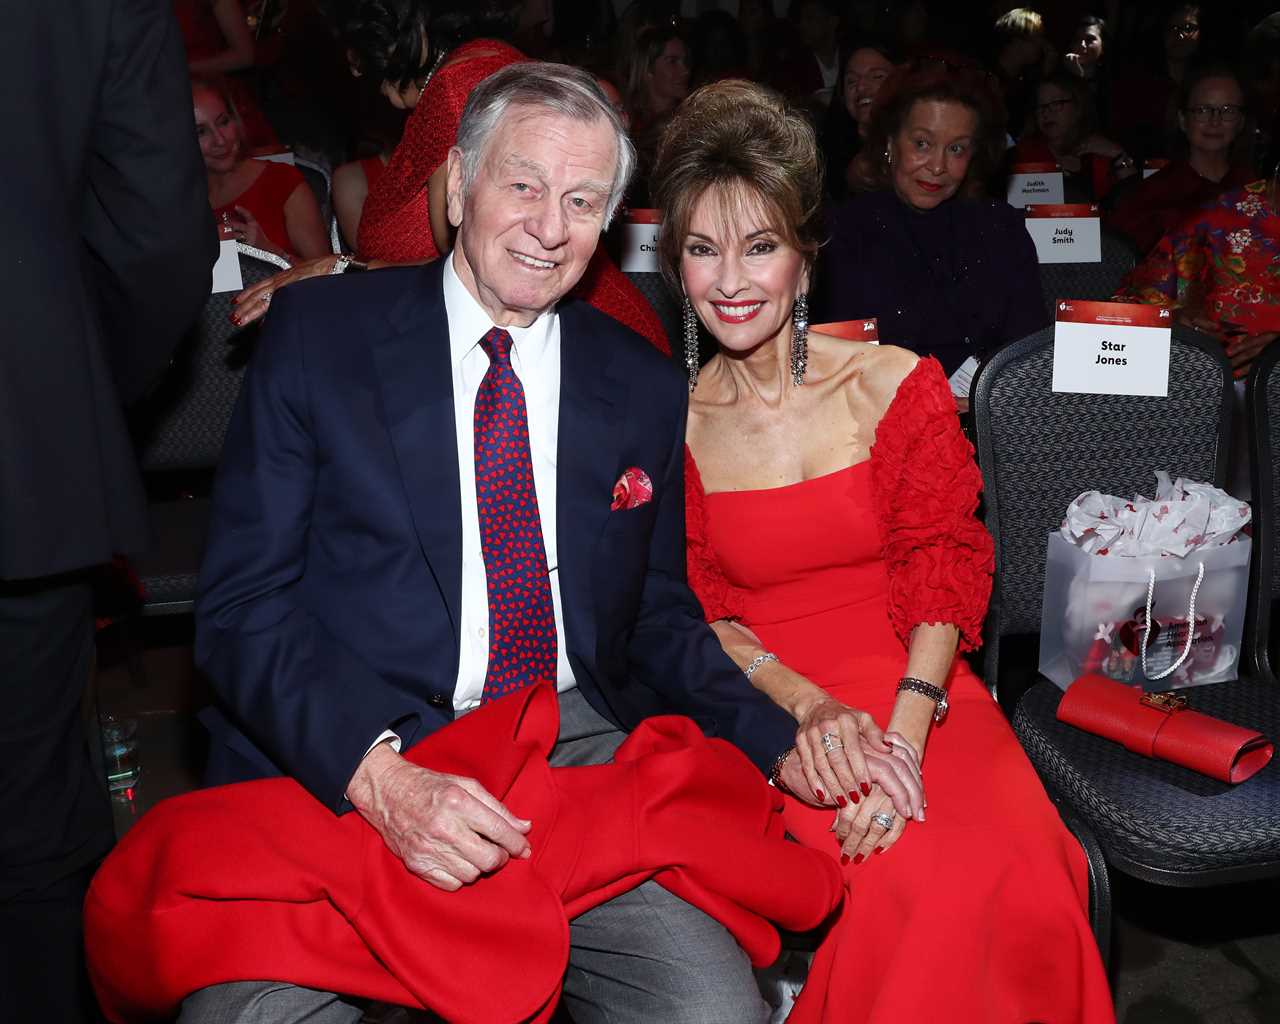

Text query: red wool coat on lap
(85, 684), (844, 1023)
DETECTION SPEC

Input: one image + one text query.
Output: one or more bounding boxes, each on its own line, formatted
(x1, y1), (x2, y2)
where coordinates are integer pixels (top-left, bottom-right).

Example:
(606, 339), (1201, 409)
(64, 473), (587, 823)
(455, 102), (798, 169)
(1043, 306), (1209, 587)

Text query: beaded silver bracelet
(744, 652), (779, 680)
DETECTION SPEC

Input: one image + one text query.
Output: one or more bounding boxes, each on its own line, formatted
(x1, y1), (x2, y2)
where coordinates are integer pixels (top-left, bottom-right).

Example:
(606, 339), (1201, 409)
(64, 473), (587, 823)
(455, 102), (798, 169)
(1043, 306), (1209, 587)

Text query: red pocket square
(611, 467), (653, 511)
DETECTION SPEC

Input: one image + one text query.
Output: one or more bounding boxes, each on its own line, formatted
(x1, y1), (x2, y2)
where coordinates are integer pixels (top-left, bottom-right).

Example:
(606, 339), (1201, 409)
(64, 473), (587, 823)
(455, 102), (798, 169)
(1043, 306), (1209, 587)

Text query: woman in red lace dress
(233, 6), (665, 352)
(653, 80), (1115, 1023)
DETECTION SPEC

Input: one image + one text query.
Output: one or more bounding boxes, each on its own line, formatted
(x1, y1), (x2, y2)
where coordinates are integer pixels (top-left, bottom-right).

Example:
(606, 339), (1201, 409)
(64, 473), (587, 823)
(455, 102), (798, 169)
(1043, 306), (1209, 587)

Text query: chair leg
(1056, 803), (1112, 968)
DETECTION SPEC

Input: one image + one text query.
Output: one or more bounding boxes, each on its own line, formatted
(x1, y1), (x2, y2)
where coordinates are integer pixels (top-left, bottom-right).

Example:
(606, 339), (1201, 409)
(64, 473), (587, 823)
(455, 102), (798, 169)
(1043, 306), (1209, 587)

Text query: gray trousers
(179, 690), (769, 1024)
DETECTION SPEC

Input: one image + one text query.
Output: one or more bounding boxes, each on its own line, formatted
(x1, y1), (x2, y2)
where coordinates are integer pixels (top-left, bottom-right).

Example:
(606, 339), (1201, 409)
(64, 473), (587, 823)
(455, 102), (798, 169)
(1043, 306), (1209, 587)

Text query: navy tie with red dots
(474, 327), (558, 702)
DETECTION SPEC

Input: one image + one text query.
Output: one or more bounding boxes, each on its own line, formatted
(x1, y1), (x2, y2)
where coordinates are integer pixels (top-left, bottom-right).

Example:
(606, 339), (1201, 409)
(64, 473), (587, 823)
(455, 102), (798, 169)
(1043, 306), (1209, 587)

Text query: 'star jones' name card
(1024, 204), (1102, 264)
(811, 318), (879, 343)
(620, 209), (660, 273)
(1052, 299), (1172, 397)
(1006, 162), (1064, 207)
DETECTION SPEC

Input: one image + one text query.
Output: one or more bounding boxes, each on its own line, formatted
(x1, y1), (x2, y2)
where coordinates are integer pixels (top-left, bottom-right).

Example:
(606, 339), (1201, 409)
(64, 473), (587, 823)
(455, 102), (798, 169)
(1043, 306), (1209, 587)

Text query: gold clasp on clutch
(1140, 691), (1188, 713)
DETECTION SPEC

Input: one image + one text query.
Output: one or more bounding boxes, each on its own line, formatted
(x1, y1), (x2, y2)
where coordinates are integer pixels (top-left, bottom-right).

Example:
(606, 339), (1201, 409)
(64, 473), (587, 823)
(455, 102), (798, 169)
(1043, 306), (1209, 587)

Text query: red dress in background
(174, 0), (278, 147)
(358, 40), (669, 354)
(212, 160), (307, 256)
(1105, 160), (1257, 256)
(685, 358), (1115, 1023)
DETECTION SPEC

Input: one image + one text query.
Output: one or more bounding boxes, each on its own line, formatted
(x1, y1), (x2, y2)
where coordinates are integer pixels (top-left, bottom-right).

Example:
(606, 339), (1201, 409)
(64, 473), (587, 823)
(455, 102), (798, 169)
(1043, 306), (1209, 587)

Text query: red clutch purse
(1056, 674), (1274, 784)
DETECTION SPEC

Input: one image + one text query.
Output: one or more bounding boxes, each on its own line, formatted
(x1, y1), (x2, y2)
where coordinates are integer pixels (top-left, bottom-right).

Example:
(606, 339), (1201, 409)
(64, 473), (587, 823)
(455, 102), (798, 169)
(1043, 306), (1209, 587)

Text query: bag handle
(1140, 562), (1206, 681)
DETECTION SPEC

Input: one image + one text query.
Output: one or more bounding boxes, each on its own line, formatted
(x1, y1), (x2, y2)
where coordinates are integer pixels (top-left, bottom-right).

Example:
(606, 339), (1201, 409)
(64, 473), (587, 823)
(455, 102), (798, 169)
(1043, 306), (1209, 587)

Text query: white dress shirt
(358, 254), (577, 765)
(443, 252), (577, 710)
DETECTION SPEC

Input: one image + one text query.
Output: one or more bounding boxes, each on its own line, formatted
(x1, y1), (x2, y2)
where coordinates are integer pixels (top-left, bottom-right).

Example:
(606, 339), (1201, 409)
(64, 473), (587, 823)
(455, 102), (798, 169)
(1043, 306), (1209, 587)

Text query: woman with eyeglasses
(1107, 63), (1256, 255)
(814, 59), (1047, 398)
(1012, 72), (1136, 202)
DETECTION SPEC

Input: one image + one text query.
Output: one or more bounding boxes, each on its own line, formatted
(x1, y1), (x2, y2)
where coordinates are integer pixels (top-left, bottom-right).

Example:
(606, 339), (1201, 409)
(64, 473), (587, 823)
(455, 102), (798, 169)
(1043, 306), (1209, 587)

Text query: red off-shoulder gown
(357, 39), (668, 354)
(685, 358), (1115, 1023)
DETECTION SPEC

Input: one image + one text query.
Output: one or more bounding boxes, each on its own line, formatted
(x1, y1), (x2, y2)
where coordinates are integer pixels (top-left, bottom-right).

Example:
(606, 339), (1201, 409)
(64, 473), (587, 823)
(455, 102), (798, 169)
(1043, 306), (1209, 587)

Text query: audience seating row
(969, 325), (1280, 966)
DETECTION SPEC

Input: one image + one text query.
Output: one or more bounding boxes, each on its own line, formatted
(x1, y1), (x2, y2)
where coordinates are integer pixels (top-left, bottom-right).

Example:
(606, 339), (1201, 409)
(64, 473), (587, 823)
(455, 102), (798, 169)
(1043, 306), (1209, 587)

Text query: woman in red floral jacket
(1116, 177), (1280, 378)
(653, 80), (1115, 1023)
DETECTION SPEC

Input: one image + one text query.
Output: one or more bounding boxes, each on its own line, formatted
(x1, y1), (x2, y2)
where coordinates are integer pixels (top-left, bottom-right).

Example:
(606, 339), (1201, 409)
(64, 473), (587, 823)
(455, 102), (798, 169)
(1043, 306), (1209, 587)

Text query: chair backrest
(623, 269), (683, 360)
(294, 155), (332, 227)
(1036, 230), (1138, 319)
(1247, 342), (1280, 679)
(970, 324), (1233, 704)
(134, 252), (278, 473)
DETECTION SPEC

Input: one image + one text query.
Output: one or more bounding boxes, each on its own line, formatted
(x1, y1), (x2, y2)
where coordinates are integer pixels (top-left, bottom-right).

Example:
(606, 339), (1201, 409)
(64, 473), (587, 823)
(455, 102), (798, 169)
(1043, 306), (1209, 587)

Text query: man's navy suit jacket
(195, 260), (796, 810)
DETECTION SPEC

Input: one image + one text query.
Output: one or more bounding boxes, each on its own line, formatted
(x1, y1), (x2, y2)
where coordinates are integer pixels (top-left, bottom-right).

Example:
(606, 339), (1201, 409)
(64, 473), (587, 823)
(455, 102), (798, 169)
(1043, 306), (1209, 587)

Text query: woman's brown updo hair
(651, 79), (824, 290)
(850, 58), (1008, 198)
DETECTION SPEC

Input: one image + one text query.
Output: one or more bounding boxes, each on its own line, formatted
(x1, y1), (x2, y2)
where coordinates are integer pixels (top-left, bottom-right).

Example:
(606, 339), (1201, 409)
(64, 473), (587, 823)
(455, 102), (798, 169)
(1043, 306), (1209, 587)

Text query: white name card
(1143, 159), (1170, 180)
(1025, 204), (1102, 264)
(1006, 163), (1064, 207)
(211, 232), (243, 293)
(251, 147), (296, 165)
(949, 355), (980, 399)
(620, 209), (660, 273)
(811, 318), (879, 343)
(1051, 299), (1171, 397)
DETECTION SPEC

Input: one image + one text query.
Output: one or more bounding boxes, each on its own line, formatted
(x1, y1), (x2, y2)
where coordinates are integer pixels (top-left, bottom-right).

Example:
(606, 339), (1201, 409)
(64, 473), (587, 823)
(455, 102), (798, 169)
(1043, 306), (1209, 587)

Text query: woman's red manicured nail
(860, 782), (871, 797)
(874, 847), (883, 855)
(840, 853), (851, 866)
(835, 794), (847, 808)
(848, 791), (860, 805)
(814, 788), (825, 802)
(853, 853), (865, 865)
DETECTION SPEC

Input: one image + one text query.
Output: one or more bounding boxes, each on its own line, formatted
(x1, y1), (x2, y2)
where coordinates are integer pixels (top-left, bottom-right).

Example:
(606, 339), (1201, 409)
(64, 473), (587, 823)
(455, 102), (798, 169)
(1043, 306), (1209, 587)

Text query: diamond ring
(871, 811), (894, 831)
(821, 732), (843, 753)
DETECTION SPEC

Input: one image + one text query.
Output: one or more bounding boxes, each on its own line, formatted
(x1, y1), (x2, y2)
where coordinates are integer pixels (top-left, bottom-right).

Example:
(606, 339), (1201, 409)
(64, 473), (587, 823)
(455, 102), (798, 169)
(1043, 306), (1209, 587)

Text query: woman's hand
(833, 734), (925, 863)
(224, 206), (271, 251)
(791, 695), (890, 807)
(232, 255), (341, 326)
(1226, 332), (1278, 379)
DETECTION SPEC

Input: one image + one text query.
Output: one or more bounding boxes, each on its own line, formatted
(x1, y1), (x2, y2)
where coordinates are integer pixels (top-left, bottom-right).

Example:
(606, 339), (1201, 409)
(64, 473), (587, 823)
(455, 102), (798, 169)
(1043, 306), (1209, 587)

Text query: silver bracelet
(744, 652), (779, 680)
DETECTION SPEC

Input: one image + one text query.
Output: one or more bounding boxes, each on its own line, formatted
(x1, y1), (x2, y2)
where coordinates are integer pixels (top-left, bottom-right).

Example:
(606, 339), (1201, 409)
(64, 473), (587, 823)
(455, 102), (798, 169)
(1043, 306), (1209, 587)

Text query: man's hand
(346, 742), (532, 891)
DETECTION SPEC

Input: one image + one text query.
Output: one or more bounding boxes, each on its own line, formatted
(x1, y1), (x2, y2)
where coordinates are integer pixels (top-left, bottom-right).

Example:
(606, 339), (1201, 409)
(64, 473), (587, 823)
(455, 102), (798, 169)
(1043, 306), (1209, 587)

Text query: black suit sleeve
(623, 372), (797, 774)
(195, 291), (446, 811)
(82, 0), (217, 404)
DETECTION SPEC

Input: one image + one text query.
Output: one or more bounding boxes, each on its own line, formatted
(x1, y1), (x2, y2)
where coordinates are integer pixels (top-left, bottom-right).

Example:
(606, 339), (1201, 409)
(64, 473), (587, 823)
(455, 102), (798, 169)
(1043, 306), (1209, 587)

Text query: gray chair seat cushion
(1015, 677), (1280, 874)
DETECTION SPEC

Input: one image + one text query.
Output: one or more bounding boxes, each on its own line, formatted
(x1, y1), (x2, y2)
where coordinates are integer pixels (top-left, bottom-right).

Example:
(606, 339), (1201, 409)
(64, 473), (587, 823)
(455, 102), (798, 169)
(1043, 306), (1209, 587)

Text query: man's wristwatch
(896, 676), (949, 723)
(330, 255), (370, 274)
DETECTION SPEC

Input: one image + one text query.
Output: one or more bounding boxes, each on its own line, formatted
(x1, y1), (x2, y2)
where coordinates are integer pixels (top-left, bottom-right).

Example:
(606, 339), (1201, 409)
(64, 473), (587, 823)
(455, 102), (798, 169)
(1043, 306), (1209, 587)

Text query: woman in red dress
(653, 79), (1116, 1023)
(232, 7), (666, 352)
(194, 78), (329, 261)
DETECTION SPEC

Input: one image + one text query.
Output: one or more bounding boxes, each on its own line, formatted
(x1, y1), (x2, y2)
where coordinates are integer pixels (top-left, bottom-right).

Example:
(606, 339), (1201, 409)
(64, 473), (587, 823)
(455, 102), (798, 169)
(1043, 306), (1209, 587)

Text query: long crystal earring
(791, 293), (809, 387)
(683, 295), (699, 392)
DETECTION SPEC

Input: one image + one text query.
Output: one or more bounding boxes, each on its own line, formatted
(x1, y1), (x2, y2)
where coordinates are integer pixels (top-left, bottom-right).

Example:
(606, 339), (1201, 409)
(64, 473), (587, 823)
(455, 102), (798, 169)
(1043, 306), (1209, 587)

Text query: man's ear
(445, 147), (465, 228)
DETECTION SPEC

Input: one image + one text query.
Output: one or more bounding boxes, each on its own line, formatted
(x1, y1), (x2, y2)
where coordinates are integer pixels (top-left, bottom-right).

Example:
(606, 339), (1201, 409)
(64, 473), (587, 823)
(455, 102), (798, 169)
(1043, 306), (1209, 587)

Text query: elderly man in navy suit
(190, 62), (805, 1023)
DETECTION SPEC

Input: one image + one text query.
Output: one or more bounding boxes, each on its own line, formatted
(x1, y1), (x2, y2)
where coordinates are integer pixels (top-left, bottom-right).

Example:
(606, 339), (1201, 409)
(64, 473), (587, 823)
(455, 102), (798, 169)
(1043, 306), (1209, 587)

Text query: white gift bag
(1037, 474), (1252, 690)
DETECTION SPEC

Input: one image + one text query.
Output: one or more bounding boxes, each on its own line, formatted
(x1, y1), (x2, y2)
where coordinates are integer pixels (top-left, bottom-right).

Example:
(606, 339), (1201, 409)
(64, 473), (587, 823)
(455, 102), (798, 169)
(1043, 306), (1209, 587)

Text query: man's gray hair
(455, 62), (636, 226)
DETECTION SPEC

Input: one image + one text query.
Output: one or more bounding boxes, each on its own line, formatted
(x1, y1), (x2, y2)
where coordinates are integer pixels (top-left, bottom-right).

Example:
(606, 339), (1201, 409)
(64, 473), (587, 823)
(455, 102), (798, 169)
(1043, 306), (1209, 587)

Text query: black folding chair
(970, 324), (1280, 963)
(1037, 230), (1138, 319)
(1248, 341), (1280, 681)
(622, 268), (682, 359)
(294, 154), (332, 230)
(127, 246), (282, 618)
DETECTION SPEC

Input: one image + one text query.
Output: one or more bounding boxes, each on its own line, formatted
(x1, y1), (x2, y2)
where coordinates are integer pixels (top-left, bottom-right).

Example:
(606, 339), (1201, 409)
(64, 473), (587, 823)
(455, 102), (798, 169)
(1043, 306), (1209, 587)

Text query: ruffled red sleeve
(868, 358), (994, 652)
(684, 445), (747, 623)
